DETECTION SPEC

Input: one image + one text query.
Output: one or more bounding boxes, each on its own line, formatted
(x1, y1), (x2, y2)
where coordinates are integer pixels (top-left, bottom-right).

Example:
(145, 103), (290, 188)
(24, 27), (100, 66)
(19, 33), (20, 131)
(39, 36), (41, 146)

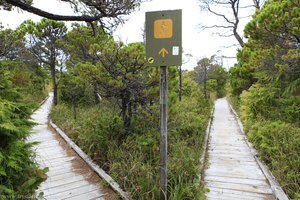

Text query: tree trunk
(53, 83), (58, 105)
(93, 82), (100, 104)
(121, 93), (131, 128)
(233, 27), (244, 47)
(204, 65), (207, 99)
(50, 62), (58, 105)
(232, 1), (245, 47)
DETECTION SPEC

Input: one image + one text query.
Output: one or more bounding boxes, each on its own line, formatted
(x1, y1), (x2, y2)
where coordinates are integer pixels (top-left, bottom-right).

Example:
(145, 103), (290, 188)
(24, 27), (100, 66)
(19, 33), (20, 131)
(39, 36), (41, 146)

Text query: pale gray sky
(0, 0), (255, 70)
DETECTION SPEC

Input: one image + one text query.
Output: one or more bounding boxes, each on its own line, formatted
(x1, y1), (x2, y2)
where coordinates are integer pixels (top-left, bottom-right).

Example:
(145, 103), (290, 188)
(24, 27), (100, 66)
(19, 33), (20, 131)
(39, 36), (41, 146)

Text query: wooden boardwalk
(204, 98), (275, 200)
(28, 93), (116, 200)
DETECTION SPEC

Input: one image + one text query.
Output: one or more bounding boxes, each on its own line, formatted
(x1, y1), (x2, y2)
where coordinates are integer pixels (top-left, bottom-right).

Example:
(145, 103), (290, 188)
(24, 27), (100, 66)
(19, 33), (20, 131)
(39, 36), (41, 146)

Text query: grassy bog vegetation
(50, 72), (213, 199)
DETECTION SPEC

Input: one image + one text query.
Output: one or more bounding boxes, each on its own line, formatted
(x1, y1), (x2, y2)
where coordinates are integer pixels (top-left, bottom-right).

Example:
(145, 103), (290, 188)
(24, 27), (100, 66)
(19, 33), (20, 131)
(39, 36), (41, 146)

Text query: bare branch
(220, 43), (240, 48)
(212, 32), (234, 37)
(204, 1), (235, 25)
(199, 24), (235, 31)
(199, 0), (247, 47)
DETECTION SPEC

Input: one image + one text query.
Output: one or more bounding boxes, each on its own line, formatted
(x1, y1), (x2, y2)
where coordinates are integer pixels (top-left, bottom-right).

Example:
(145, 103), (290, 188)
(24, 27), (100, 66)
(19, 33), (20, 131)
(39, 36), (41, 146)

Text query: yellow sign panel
(154, 19), (173, 39)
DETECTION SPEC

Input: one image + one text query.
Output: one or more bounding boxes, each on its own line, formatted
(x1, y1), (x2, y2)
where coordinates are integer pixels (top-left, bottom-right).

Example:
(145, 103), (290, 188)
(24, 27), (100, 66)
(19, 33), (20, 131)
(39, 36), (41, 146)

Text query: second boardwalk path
(204, 98), (275, 200)
(28, 93), (117, 200)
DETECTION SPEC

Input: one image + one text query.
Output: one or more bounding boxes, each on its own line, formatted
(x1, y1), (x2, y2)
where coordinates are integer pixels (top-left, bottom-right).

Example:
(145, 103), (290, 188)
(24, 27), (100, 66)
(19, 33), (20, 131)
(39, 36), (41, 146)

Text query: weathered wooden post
(160, 65), (168, 199)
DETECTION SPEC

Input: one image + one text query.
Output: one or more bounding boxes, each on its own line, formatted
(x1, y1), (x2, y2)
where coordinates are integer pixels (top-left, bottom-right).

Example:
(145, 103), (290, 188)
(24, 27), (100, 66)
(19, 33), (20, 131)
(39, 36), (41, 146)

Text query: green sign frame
(146, 9), (182, 66)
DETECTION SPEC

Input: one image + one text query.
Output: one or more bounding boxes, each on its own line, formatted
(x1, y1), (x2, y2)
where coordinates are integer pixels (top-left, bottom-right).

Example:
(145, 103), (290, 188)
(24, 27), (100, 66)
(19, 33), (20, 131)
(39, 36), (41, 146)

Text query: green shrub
(0, 100), (47, 199)
(0, 60), (49, 107)
(239, 83), (300, 199)
(240, 83), (300, 130)
(248, 121), (300, 199)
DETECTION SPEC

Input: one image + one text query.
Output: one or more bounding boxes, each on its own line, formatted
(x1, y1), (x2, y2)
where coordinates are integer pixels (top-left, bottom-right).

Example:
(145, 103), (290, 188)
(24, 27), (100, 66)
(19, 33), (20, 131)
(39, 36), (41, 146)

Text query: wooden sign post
(145, 9), (182, 200)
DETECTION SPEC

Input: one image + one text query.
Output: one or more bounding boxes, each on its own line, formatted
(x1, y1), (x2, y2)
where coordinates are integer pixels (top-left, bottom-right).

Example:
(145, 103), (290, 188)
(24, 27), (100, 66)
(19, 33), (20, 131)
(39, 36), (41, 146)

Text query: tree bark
(204, 65), (207, 99)
(53, 82), (58, 105)
(233, 27), (244, 47)
(121, 92), (131, 128)
(93, 82), (100, 104)
(50, 60), (58, 105)
(232, 0), (244, 47)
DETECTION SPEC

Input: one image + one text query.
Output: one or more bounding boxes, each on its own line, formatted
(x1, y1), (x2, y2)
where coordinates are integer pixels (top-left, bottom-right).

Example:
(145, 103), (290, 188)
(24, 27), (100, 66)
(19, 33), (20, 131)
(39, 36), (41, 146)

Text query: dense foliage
(0, 26), (48, 197)
(229, 0), (300, 198)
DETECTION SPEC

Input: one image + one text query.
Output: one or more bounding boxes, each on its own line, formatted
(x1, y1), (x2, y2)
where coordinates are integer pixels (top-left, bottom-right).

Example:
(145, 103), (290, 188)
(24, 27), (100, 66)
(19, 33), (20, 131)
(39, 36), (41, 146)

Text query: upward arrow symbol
(159, 48), (168, 58)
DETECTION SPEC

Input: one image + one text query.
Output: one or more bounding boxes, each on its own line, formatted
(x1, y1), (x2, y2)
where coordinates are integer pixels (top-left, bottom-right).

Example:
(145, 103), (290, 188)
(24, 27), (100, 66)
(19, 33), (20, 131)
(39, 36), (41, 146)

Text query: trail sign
(145, 9), (182, 200)
(146, 10), (182, 66)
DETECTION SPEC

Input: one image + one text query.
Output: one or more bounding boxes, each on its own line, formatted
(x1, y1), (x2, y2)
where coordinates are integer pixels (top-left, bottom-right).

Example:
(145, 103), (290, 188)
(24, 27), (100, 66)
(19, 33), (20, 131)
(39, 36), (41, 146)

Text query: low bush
(247, 121), (300, 199)
(239, 83), (300, 199)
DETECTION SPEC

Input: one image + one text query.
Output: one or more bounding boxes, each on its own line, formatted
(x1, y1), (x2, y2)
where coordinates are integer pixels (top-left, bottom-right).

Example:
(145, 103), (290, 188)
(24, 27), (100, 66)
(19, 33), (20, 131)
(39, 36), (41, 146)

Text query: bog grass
(50, 94), (211, 199)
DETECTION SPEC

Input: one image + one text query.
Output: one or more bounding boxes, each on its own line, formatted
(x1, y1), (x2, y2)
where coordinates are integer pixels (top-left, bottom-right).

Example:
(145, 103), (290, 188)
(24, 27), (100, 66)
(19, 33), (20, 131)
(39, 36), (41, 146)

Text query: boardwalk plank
(208, 187), (274, 199)
(208, 153), (256, 162)
(48, 167), (82, 175)
(206, 181), (273, 194)
(208, 160), (258, 166)
(39, 156), (75, 165)
(36, 154), (74, 162)
(46, 184), (100, 199)
(35, 141), (60, 149)
(63, 189), (106, 200)
(205, 175), (270, 186)
(39, 174), (87, 190)
(41, 180), (95, 196)
(206, 191), (268, 200)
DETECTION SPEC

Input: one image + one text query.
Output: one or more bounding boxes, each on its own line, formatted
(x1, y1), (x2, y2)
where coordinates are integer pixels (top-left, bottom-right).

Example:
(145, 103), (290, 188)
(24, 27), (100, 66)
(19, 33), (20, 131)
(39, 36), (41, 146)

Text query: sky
(0, 0), (255, 70)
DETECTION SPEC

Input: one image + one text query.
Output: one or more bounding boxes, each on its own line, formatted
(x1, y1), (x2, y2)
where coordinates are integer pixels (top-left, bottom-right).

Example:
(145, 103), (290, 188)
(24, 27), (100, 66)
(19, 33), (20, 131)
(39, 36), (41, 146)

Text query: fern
(0, 99), (45, 197)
